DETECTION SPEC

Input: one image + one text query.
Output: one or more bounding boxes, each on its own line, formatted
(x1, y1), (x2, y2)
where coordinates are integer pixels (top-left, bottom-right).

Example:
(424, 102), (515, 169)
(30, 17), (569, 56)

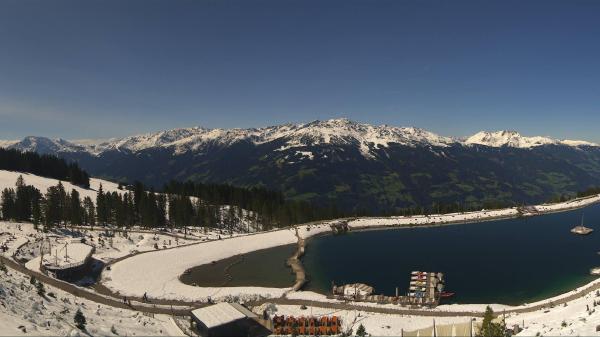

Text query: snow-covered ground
(103, 223), (332, 302)
(347, 208), (520, 229)
(345, 194), (600, 230)
(257, 288), (600, 337)
(0, 266), (182, 336)
(103, 227), (299, 302)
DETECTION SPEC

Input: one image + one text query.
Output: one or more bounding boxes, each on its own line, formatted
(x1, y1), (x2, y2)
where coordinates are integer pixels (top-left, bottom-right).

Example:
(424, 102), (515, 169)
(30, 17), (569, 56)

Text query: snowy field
(103, 223), (332, 302)
(0, 266), (184, 336)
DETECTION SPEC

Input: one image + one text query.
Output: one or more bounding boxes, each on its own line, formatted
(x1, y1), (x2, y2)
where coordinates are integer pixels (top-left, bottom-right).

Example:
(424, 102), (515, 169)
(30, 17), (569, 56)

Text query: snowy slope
(465, 130), (599, 148)
(0, 170), (122, 202)
(6, 119), (595, 161)
(70, 118), (459, 158)
(0, 140), (17, 148)
(5, 119), (598, 159)
(0, 266), (181, 336)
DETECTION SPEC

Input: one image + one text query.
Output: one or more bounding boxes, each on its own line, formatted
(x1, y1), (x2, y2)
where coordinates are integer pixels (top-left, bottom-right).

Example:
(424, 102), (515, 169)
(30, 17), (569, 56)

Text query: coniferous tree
(70, 189), (83, 227)
(74, 309), (86, 330)
(479, 306), (506, 337)
(356, 324), (367, 337)
(0, 188), (16, 220)
(96, 184), (107, 225)
(83, 196), (95, 229)
(44, 185), (62, 229)
(0, 148), (89, 187)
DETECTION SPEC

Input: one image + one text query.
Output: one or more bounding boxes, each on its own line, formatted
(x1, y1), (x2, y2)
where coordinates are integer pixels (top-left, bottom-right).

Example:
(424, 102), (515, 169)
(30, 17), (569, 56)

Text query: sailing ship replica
(571, 214), (593, 235)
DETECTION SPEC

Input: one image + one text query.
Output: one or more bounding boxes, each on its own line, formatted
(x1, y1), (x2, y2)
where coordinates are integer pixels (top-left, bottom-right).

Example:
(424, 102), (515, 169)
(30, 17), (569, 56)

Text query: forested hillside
(0, 148), (89, 187)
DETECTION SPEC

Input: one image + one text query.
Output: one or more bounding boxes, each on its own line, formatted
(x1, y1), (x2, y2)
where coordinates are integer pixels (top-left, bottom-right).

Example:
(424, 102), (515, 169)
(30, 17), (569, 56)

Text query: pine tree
(1, 188), (16, 220)
(83, 197), (95, 229)
(96, 184), (107, 226)
(479, 306), (506, 337)
(74, 308), (86, 330)
(44, 185), (62, 229)
(31, 195), (42, 229)
(36, 281), (45, 296)
(356, 323), (367, 337)
(70, 189), (83, 227)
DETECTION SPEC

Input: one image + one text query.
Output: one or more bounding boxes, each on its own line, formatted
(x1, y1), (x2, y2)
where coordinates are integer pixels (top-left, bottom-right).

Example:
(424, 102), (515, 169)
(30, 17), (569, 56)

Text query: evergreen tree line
(1, 175), (320, 231)
(1, 175), (93, 229)
(0, 148), (89, 187)
(162, 180), (347, 228)
(577, 186), (600, 198)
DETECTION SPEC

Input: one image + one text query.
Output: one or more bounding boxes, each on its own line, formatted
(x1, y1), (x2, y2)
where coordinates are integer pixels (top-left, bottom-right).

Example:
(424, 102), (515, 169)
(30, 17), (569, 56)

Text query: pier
(331, 271), (445, 308)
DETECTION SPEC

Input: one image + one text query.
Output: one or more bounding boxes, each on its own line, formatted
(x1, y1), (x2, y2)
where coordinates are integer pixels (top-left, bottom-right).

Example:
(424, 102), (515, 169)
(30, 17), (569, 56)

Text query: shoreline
(101, 193), (600, 314)
(284, 194), (600, 308)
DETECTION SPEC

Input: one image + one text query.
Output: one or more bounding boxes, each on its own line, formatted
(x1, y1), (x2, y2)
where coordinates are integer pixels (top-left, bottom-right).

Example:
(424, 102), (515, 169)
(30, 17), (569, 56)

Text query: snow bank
(348, 208), (519, 229)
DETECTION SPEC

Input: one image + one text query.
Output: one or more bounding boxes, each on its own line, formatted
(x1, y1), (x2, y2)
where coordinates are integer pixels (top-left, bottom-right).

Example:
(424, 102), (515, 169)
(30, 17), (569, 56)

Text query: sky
(0, 0), (599, 141)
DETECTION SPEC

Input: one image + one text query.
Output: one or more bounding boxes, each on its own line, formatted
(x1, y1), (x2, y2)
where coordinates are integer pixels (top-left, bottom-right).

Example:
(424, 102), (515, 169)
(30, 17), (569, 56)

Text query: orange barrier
(272, 315), (342, 336)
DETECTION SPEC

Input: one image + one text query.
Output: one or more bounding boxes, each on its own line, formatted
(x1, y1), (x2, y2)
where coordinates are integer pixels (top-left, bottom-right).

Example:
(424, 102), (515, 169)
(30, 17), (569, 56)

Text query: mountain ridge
(2, 119), (597, 158)
(2, 118), (600, 212)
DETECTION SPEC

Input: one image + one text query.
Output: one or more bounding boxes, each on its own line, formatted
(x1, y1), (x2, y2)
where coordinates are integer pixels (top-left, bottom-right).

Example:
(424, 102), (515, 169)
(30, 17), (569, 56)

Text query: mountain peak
(464, 130), (596, 148)
(4, 121), (598, 157)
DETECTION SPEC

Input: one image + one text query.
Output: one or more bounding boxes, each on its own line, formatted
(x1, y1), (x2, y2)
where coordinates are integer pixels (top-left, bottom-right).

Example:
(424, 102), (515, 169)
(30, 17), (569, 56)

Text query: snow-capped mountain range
(1, 119), (597, 157)
(3, 119), (600, 212)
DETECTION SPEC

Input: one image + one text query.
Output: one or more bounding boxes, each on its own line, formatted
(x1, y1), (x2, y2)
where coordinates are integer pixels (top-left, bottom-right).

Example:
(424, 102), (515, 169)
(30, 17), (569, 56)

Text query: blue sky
(0, 0), (599, 141)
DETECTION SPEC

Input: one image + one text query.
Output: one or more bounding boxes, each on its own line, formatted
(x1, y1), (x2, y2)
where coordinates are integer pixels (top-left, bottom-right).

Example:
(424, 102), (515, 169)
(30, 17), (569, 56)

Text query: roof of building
(229, 302), (258, 319)
(191, 303), (248, 329)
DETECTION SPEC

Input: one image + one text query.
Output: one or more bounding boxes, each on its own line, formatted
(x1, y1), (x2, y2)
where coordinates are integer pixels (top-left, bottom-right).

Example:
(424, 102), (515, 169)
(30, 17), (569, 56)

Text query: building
(191, 302), (271, 337)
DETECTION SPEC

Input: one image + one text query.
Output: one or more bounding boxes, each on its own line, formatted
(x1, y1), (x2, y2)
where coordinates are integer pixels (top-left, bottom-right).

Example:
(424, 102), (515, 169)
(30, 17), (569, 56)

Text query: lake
(183, 203), (600, 305)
